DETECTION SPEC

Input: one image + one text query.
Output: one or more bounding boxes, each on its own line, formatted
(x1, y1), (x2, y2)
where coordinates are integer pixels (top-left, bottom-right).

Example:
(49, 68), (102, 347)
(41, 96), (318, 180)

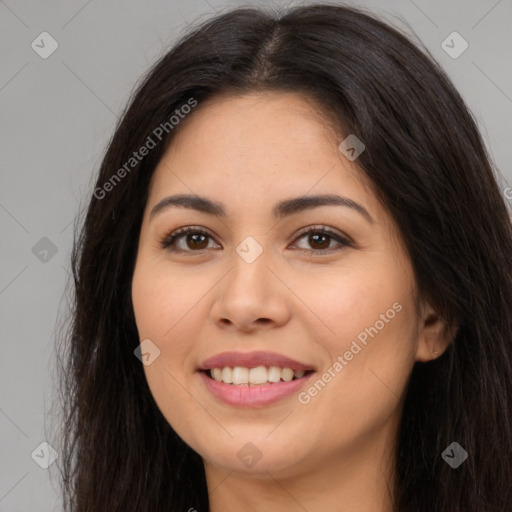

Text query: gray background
(1, 0), (511, 510)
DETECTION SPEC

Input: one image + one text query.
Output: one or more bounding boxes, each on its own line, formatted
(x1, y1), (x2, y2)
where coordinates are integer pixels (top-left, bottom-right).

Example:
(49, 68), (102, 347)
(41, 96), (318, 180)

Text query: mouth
(198, 368), (315, 407)
(197, 351), (316, 407)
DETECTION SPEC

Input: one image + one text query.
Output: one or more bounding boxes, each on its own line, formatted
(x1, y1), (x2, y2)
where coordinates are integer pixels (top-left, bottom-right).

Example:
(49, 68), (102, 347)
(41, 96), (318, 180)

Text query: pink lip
(198, 350), (315, 371)
(198, 371), (315, 407)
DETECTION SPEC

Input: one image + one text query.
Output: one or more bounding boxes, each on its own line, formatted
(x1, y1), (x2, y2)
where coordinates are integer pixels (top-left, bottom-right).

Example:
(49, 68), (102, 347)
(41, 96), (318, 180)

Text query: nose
(210, 247), (291, 333)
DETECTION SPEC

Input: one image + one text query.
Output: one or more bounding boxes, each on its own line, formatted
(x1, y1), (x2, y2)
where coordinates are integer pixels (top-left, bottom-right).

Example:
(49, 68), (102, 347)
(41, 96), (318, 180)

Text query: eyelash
(160, 225), (353, 255)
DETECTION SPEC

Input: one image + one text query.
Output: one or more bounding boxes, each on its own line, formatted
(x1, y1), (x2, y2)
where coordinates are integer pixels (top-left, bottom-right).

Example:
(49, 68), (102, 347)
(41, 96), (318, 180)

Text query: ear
(415, 302), (457, 362)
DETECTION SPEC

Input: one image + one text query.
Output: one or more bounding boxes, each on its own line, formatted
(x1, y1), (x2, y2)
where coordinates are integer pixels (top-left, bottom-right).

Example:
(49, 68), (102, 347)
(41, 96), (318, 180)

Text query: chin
(196, 434), (310, 477)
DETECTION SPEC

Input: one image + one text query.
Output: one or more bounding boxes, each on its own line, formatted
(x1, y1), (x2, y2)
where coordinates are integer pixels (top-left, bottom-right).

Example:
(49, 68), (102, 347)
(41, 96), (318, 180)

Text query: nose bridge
(235, 234), (266, 267)
(211, 234), (290, 330)
(228, 234), (272, 296)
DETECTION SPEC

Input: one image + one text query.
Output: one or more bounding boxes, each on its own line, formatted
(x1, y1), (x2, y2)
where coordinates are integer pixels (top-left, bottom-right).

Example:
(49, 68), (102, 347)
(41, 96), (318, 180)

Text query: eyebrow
(149, 193), (374, 224)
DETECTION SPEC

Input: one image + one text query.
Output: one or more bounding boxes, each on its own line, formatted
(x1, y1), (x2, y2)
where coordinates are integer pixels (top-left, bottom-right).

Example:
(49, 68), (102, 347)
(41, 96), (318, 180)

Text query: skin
(131, 91), (453, 511)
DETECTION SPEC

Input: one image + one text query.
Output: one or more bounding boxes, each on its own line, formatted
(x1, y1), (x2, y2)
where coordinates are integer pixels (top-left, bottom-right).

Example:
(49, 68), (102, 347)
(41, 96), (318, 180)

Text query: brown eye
(292, 226), (352, 254)
(161, 227), (220, 252)
(161, 225), (351, 255)
(307, 233), (331, 250)
(185, 233), (209, 250)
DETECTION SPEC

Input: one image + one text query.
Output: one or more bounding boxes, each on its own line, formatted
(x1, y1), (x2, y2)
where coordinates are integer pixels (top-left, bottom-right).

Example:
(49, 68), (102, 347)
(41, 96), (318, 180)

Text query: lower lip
(199, 371), (315, 407)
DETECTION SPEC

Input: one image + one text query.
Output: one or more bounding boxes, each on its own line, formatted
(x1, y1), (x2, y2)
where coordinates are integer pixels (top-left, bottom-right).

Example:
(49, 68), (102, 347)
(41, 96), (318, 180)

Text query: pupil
(188, 233), (207, 249)
(310, 233), (329, 249)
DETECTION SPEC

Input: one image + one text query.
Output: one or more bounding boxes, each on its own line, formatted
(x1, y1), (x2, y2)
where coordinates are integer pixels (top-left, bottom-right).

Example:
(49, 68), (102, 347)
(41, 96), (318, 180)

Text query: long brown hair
(54, 3), (512, 510)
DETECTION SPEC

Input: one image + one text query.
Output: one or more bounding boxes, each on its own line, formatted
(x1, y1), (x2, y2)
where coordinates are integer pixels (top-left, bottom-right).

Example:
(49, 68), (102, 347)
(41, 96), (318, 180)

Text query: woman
(56, 3), (512, 511)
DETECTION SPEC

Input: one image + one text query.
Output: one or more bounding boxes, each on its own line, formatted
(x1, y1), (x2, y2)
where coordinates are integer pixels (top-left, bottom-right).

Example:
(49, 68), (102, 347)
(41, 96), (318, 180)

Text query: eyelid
(160, 224), (353, 253)
(291, 224), (353, 245)
(160, 225), (219, 252)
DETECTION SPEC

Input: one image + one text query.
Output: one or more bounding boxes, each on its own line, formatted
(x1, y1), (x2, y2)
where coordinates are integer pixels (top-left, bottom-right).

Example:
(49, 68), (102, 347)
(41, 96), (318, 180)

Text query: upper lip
(198, 351), (316, 371)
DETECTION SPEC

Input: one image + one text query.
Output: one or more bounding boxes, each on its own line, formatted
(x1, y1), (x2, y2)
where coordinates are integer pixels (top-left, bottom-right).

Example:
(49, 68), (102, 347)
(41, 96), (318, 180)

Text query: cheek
(297, 278), (417, 447)
(131, 259), (208, 397)
(132, 260), (209, 439)
(302, 256), (418, 395)
(131, 257), (204, 340)
(294, 258), (412, 345)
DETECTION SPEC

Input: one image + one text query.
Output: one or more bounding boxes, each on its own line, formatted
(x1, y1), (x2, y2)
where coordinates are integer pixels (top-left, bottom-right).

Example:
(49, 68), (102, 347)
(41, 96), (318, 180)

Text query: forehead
(147, 91), (375, 216)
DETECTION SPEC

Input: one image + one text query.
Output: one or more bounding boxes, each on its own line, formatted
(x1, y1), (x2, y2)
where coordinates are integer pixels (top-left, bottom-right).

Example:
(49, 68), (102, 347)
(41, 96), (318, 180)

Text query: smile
(199, 367), (315, 407)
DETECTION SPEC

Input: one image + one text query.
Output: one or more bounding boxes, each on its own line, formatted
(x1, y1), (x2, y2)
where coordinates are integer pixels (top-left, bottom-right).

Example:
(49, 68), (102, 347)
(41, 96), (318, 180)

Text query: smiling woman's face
(131, 91), (446, 483)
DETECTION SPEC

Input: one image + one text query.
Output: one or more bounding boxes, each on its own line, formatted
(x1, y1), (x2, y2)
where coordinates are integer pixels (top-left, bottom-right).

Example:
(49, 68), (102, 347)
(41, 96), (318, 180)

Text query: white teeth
(221, 366), (233, 384)
(208, 366), (309, 385)
(232, 367), (249, 385)
(281, 368), (294, 382)
(268, 366), (281, 382)
(211, 367), (222, 381)
(249, 366), (268, 385)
